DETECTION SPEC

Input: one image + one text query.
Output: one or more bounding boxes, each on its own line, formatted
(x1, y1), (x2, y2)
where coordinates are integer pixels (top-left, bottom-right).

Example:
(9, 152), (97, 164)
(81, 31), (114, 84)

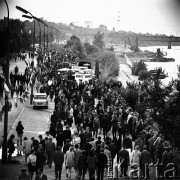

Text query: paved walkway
(0, 55), (36, 148)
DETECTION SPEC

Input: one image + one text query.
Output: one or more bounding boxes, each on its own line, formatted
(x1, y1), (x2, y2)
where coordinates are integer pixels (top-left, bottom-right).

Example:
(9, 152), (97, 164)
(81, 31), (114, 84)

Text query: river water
(139, 46), (180, 85)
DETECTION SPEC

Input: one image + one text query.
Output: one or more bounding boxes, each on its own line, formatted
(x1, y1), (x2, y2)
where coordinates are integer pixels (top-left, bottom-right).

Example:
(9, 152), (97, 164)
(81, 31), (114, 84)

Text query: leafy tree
(138, 70), (150, 80)
(84, 43), (99, 54)
(98, 52), (119, 80)
(65, 35), (86, 59)
(93, 31), (105, 49)
(131, 60), (147, 76)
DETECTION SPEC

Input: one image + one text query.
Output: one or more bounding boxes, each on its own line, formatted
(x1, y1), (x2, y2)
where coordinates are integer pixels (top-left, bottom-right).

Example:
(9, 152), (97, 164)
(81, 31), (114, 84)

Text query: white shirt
(27, 154), (37, 166)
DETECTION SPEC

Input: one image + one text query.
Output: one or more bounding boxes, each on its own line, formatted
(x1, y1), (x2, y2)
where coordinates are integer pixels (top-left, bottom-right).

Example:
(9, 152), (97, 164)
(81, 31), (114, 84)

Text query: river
(139, 46), (180, 85)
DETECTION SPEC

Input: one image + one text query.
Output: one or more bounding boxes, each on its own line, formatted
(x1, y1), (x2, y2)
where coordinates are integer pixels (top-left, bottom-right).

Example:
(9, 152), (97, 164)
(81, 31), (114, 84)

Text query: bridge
(126, 35), (180, 50)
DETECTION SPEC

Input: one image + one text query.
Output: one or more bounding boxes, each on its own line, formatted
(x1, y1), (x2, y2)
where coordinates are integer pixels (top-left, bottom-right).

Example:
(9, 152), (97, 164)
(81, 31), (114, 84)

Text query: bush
(84, 43), (99, 54)
(131, 60), (147, 76)
(138, 70), (150, 80)
(98, 52), (119, 80)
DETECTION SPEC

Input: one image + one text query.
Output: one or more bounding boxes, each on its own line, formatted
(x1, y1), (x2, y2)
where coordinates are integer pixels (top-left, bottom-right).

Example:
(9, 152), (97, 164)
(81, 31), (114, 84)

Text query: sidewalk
(0, 55), (35, 148)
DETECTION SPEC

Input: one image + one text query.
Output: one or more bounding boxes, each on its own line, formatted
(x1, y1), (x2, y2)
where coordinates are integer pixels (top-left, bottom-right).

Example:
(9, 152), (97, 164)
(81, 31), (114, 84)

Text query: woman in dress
(131, 145), (141, 166)
(65, 146), (75, 178)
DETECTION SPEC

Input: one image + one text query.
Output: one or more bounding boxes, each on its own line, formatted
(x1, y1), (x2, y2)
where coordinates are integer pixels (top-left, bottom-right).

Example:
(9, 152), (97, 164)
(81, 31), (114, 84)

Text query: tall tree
(93, 31), (105, 49)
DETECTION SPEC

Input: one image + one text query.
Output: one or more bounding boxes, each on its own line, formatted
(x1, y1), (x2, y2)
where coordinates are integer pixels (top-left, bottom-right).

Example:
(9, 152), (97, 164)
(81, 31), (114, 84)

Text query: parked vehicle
(32, 93), (48, 109)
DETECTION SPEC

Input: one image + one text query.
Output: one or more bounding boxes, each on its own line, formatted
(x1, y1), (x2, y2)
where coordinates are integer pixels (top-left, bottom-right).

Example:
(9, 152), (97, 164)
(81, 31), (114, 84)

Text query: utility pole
(46, 25), (48, 50)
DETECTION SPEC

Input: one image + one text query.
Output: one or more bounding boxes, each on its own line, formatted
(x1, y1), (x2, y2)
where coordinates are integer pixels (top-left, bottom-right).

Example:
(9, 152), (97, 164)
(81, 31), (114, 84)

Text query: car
(32, 93), (48, 109)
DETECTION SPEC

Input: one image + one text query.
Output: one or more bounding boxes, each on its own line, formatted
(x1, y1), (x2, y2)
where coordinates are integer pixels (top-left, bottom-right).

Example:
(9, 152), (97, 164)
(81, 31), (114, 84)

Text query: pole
(2, 0), (10, 163)
(50, 27), (53, 46)
(46, 25), (48, 50)
(37, 21), (41, 53)
(33, 20), (35, 59)
(44, 23), (45, 56)
(58, 30), (59, 46)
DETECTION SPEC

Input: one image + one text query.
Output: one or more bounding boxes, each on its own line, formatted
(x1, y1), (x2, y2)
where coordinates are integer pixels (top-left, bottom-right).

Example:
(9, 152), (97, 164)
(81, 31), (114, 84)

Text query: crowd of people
(7, 48), (180, 180)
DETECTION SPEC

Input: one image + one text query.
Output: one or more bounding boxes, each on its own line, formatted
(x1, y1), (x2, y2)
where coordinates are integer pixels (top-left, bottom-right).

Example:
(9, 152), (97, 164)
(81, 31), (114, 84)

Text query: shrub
(131, 60), (147, 76)
(138, 70), (150, 80)
(98, 52), (119, 80)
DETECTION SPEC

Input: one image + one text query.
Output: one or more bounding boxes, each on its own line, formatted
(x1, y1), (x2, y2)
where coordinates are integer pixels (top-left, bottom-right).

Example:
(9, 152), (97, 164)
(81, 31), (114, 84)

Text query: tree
(93, 31), (105, 49)
(131, 60), (147, 76)
(64, 35), (86, 60)
(84, 43), (99, 54)
(98, 52), (119, 80)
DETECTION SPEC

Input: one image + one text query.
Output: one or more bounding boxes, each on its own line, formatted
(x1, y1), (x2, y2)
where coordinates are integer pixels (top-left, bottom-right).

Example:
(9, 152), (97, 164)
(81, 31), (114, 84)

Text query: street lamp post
(16, 6), (35, 59)
(22, 15), (42, 54)
(39, 19), (48, 56)
(2, 0), (10, 164)
(16, 6), (36, 105)
(46, 25), (49, 50)
(49, 26), (53, 46)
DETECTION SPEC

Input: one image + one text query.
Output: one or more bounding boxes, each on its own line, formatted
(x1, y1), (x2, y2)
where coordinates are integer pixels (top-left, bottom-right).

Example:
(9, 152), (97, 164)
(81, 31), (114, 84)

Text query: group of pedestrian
(6, 47), (180, 179)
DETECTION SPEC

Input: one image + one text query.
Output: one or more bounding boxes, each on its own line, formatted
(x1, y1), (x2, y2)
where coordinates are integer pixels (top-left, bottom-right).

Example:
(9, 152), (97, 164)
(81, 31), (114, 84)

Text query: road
(115, 48), (139, 87)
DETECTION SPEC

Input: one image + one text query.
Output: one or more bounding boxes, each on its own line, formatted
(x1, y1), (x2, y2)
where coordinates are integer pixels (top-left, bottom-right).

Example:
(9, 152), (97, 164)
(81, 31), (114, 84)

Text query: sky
(0, 0), (180, 35)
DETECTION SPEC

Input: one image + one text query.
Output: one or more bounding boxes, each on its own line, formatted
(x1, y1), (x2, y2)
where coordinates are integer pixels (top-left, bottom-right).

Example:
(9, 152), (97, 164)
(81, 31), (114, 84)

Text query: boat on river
(147, 48), (175, 62)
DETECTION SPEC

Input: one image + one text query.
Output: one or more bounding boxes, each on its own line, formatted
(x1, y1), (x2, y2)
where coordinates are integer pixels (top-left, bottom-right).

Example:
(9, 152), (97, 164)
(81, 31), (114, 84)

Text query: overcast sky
(0, 0), (180, 35)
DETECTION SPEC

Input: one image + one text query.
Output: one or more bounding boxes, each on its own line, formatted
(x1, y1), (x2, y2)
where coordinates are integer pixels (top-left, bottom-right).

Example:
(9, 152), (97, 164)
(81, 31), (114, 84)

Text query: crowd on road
(6, 48), (180, 180)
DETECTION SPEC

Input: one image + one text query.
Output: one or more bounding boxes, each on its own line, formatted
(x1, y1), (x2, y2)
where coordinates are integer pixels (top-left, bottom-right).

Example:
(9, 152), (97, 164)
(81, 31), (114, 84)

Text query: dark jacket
(123, 137), (132, 150)
(16, 124), (24, 134)
(63, 143), (71, 154)
(56, 133), (64, 147)
(87, 155), (98, 169)
(8, 139), (15, 154)
(54, 150), (64, 166)
(78, 154), (87, 169)
(119, 149), (129, 165)
(109, 143), (117, 159)
(140, 150), (151, 165)
(97, 152), (108, 169)
(63, 129), (72, 142)
(83, 143), (92, 156)
(36, 150), (46, 169)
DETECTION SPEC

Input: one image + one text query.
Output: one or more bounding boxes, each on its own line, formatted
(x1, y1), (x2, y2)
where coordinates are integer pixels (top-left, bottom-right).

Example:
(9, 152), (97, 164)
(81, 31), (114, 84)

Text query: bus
(71, 61), (94, 84)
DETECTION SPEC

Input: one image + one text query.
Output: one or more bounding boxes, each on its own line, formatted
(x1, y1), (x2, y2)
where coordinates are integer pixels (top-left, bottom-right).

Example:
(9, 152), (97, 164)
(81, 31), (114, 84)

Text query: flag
(29, 29), (31, 34)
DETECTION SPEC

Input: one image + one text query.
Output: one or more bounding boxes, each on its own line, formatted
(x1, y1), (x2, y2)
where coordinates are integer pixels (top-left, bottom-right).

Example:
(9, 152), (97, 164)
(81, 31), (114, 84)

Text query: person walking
(140, 145), (151, 178)
(132, 145), (141, 166)
(36, 145), (46, 171)
(96, 148), (108, 180)
(65, 146), (75, 179)
(86, 150), (98, 180)
(74, 144), (82, 178)
(119, 145), (130, 177)
(27, 150), (37, 180)
(23, 137), (32, 163)
(46, 138), (55, 168)
(54, 146), (64, 180)
(78, 150), (87, 180)
(16, 121), (24, 149)
(7, 134), (15, 161)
